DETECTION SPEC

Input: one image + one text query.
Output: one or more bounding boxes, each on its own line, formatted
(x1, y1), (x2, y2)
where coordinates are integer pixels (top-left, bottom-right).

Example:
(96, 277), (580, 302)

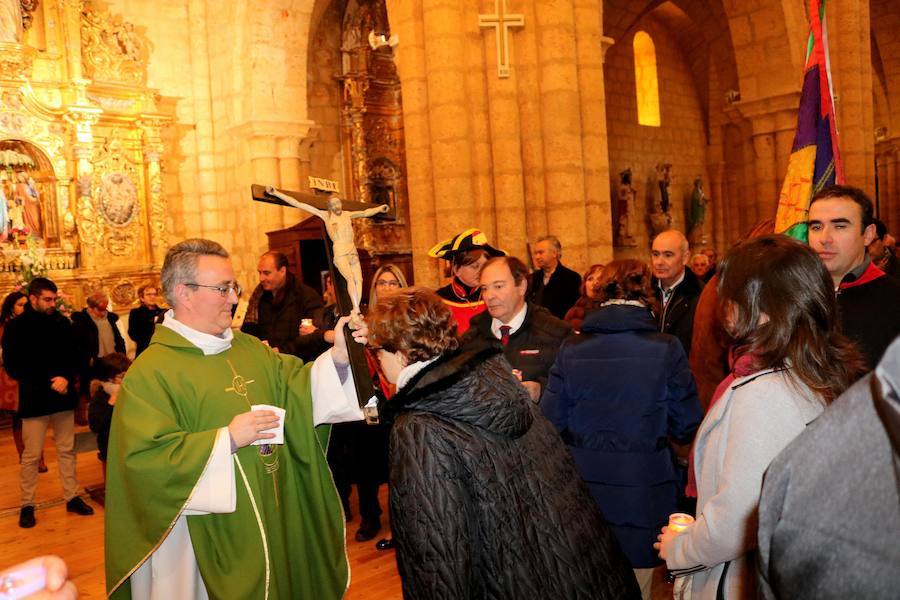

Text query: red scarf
(839, 261), (885, 291)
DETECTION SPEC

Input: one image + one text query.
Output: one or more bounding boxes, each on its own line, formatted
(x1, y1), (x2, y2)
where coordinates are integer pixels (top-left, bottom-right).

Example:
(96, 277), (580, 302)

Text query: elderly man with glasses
(104, 238), (367, 600)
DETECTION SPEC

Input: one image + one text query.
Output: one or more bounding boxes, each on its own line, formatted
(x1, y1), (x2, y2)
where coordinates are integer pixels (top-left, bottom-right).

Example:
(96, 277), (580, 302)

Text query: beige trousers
(20, 410), (78, 505)
(633, 567), (654, 600)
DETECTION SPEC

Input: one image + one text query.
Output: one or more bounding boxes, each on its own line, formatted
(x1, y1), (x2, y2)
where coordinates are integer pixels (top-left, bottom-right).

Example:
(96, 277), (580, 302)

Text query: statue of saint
(265, 186), (388, 324)
(650, 163), (673, 236)
(0, 0), (23, 43)
(689, 176), (710, 245)
(16, 171), (41, 238)
(615, 168), (638, 247)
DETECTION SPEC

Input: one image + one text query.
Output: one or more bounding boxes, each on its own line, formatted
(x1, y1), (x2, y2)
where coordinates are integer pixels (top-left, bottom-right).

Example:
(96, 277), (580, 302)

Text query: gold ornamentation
(110, 280), (135, 306)
(80, 2), (146, 85)
(0, 42), (35, 80)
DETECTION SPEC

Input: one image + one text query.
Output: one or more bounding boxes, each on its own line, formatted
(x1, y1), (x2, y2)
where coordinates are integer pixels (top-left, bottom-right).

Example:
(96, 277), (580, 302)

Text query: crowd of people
(0, 183), (898, 599)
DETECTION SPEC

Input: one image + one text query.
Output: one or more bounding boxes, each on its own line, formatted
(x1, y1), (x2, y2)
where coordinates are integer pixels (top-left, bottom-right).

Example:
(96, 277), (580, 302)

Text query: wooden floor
(0, 425), (402, 599)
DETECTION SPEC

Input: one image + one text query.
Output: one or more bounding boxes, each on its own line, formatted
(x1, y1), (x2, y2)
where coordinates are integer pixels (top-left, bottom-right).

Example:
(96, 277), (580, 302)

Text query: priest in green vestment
(105, 239), (366, 600)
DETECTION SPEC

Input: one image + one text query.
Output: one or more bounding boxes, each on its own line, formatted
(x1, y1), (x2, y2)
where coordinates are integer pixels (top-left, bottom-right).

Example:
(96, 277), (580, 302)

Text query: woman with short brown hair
(369, 286), (640, 600)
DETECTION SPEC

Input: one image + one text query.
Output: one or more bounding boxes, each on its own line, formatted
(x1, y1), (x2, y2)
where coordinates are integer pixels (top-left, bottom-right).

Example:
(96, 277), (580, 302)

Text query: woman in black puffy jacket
(368, 287), (640, 600)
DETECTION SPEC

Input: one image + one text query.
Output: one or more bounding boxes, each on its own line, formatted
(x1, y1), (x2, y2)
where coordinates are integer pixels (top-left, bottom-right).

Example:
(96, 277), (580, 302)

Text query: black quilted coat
(383, 338), (641, 600)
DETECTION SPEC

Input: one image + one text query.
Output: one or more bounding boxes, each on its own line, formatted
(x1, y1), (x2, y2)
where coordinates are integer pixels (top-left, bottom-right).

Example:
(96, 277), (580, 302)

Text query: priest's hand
(332, 316), (369, 367)
(228, 409), (279, 449)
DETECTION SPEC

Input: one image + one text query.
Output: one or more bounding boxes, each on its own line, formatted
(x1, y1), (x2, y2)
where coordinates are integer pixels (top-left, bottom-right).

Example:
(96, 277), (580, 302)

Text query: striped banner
(774, 0), (844, 241)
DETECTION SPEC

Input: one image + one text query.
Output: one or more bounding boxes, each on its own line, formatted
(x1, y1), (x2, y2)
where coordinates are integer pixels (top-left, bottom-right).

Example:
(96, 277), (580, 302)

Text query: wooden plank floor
(0, 426), (402, 599)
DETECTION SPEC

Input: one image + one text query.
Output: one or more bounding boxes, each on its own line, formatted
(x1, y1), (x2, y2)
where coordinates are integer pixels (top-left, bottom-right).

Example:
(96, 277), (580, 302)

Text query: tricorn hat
(427, 228), (505, 260)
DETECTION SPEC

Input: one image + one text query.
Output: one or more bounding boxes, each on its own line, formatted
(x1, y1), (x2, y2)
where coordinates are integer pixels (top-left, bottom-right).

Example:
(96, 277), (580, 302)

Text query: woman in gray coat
(655, 235), (864, 599)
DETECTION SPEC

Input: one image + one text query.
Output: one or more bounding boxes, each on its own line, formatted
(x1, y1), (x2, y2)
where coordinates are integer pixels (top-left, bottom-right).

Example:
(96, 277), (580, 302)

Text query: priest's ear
(173, 283), (194, 309)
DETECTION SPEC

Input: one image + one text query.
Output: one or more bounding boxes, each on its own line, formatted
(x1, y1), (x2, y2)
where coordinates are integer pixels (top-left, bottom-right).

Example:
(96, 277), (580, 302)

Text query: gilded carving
(0, 41), (34, 79)
(99, 171), (137, 226)
(105, 229), (134, 256)
(110, 279), (135, 307)
(80, 1), (146, 85)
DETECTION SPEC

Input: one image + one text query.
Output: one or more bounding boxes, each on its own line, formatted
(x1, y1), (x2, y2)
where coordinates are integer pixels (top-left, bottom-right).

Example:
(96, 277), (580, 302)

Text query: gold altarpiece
(0, 0), (171, 311)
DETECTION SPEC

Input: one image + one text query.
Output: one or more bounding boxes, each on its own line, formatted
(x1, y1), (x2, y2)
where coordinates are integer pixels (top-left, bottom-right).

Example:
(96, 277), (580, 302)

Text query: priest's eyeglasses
(185, 282), (243, 298)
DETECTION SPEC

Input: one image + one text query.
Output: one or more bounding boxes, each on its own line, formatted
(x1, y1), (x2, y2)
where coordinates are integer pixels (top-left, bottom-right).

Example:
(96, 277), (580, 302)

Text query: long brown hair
(596, 259), (660, 315)
(717, 234), (864, 402)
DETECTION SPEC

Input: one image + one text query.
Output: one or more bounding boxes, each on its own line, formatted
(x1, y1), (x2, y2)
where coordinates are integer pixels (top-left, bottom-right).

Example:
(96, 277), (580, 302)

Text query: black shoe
(66, 496), (94, 516)
(19, 505), (35, 528)
(355, 519), (381, 542)
(375, 538), (395, 550)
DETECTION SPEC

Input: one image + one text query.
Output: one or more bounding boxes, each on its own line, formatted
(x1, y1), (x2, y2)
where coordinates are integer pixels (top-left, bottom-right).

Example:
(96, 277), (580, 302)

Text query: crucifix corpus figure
(265, 186), (388, 327)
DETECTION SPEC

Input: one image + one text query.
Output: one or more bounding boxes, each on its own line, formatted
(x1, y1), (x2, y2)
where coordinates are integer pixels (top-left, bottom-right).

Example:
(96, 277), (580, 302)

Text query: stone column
(138, 116), (171, 267)
(65, 107), (102, 270)
(732, 92), (800, 229)
(829, 0), (875, 192)
(534, 1), (588, 271)
(575, 0), (613, 266)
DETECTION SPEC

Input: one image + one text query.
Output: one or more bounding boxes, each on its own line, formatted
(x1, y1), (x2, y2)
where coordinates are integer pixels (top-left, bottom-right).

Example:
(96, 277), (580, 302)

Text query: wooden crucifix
(478, 0), (524, 78)
(251, 183), (388, 423)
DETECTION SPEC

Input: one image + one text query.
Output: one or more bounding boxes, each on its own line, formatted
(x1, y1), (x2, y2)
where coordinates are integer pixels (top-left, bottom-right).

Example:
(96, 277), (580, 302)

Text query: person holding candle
(654, 235), (865, 599)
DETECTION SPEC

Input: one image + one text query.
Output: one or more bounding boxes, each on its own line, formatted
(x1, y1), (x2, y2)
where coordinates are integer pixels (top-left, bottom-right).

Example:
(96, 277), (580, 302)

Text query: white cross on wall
(478, 0), (524, 79)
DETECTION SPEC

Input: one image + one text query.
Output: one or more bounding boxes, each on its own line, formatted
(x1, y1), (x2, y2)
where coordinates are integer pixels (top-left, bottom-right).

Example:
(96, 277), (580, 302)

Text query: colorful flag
(775, 0), (844, 241)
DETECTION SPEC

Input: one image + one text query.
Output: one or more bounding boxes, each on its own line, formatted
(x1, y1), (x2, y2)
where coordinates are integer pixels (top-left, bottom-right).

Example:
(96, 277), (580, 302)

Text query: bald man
(650, 230), (704, 356)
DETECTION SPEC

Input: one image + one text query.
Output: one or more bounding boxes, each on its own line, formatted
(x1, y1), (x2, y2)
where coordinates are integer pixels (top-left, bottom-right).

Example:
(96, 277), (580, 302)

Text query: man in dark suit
(469, 256), (572, 402)
(651, 230), (703, 357)
(527, 235), (581, 320)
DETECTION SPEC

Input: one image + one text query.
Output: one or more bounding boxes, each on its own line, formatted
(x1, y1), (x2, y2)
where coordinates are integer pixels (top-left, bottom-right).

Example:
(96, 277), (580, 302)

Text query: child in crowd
(88, 353), (131, 466)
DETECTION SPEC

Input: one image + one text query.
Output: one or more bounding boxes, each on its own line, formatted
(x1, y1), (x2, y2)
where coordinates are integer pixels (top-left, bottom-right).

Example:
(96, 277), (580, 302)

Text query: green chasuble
(105, 326), (349, 599)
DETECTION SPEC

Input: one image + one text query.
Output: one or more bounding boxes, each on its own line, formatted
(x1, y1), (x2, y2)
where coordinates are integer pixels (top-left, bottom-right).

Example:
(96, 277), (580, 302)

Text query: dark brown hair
(94, 352), (132, 381)
(0, 291), (26, 325)
(596, 259), (660, 315)
(810, 184), (874, 232)
(481, 256), (530, 286)
(368, 287), (459, 363)
(717, 234), (865, 402)
(451, 249), (489, 269)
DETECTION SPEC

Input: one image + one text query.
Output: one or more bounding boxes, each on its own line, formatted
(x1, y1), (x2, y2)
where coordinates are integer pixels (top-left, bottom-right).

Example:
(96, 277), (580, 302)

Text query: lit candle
(668, 513), (694, 533)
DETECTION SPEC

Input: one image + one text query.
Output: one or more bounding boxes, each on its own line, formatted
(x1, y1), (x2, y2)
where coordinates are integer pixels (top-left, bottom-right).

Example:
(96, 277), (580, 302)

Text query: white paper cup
(250, 404), (286, 445)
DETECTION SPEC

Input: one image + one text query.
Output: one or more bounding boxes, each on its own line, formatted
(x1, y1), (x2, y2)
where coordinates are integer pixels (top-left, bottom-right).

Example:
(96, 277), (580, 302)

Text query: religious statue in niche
(14, 170), (40, 237)
(265, 186), (387, 324)
(688, 176), (710, 245)
(649, 163), (673, 236)
(615, 168), (638, 247)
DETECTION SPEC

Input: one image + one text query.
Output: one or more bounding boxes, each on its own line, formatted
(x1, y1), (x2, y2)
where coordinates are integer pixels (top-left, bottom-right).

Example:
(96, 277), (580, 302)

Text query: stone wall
(605, 17), (709, 258)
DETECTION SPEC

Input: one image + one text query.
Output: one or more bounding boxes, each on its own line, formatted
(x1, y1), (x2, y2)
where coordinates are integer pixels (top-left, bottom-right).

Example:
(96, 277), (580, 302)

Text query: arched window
(633, 31), (661, 127)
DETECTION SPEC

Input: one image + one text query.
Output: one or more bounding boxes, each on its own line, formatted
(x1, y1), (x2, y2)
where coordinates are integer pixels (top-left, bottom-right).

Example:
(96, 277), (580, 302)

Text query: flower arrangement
(11, 236), (75, 318)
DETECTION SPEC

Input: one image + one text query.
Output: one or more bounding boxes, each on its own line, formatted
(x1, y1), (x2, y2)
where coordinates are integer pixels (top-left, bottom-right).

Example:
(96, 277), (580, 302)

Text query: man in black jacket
(807, 185), (900, 369)
(240, 251), (324, 361)
(2, 278), (94, 528)
(528, 235), (582, 320)
(128, 284), (165, 356)
(651, 230), (703, 356)
(468, 256), (572, 402)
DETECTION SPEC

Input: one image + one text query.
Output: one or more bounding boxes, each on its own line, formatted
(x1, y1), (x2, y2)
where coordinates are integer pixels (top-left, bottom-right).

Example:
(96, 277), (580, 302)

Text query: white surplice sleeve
(310, 348), (365, 425)
(183, 427), (236, 515)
